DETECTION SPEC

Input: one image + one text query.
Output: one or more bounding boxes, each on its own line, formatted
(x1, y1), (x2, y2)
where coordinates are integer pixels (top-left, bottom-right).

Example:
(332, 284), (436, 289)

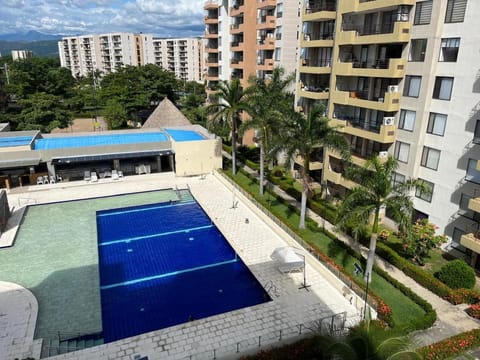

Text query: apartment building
(295, 0), (480, 268)
(204, 0), (301, 97)
(58, 33), (155, 77)
(152, 38), (203, 82)
(11, 50), (33, 61)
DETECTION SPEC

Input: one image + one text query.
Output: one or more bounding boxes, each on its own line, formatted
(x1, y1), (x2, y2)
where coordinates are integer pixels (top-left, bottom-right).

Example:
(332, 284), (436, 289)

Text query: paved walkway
(0, 172), (361, 360)
(237, 161), (479, 347)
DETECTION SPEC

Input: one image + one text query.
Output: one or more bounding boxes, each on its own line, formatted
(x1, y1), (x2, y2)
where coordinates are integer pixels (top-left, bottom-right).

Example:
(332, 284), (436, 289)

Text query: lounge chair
(36, 177), (44, 185)
(49, 176), (56, 184)
(56, 175), (63, 182)
(84, 171), (91, 182)
(270, 247), (305, 274)
(91, 172), (98, 182)
(111, 170), (119, 180)
(118, 171), (123, 178)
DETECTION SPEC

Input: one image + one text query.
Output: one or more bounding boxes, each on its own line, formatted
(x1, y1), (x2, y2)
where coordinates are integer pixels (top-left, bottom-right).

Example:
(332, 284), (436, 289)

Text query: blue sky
(0, 0), (205, 38)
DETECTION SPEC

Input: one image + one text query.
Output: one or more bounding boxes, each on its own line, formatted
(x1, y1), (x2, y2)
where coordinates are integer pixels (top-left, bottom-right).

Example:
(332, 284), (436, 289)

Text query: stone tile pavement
(0, 172), (363, 360)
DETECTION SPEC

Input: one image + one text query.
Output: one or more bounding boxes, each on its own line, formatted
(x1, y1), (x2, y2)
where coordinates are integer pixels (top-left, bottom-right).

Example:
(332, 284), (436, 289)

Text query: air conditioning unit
(379, 151), (389, 158)
(383, 117), (395, 126)
(387, 85), (399, 93)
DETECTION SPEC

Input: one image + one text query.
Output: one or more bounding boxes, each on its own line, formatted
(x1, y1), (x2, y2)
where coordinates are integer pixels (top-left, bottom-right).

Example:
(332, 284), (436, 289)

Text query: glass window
(274, 47), (281, 61)
(427, 113), (447, 136)
(416, 179), (434, 202)
(421, 147), (441, 170)
(399, 110), (416, 131)
(458, 193), (480, 221)
(439, 38), (460, 62)
(394, 141), (410, 163)
(452, 227), (466, 245)
(433, 77), (454, 100)
(409, 39), (427, 62)
(276, 3), (283, 18)
(403, 76), (421, 97)
(414, 1), (433, 25)
(445, 0), (467, 23)
(474, 120), (480, 144)
(275, 26), (282, 40)
(466, 158), (480, 184)
(392, 172), (406, 186)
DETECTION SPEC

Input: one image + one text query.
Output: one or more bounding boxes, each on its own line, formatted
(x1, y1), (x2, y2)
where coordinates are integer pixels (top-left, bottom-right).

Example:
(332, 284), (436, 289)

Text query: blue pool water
(96, 200), (269, 343)
(34, 132), (168, 150)
(0, 135), (34, 148)
(164, 128), (205, 142)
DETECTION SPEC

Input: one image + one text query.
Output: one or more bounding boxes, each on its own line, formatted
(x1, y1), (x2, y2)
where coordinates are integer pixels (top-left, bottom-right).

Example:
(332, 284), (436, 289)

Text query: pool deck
(1, 172), (362, 360)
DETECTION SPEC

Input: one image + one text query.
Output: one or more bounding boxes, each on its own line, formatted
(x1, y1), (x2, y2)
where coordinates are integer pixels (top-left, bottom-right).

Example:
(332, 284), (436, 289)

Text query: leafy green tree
(15, 92), (72, 131)
(206, 78), (253, 175)
(103, 99), (128, 129)
(281, 103), (350, 229)
(336, 156), (427, 282)
(244, 67), (294, 196)
(403, 219), (446, 264)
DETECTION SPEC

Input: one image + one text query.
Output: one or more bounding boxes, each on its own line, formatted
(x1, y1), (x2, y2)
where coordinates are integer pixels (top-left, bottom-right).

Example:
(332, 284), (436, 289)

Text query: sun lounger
(91, 172), (98, 182)
(111, 170), (119, 180)
(84, 171), (91, 181)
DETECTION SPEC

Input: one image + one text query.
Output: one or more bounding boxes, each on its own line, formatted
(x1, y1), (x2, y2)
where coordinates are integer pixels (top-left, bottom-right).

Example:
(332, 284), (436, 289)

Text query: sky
(0, 0), (206, 38)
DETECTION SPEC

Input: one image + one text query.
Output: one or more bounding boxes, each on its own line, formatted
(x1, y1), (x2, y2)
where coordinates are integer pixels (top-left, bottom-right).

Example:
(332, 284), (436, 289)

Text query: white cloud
(0, 0), (204, 37)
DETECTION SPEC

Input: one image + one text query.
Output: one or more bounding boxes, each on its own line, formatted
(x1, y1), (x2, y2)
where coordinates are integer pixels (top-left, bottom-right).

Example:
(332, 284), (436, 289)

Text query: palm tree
(243, 67), (295, 195)
(336, 156), (427, 283)
(206, 78), (252, 175)
(281, 104), (350, 229)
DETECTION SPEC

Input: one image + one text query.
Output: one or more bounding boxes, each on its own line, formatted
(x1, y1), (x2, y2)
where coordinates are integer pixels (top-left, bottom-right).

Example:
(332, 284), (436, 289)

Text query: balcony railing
(342, 20), (408, 36)
(305, 1), (336, 13)
(303, 33), (334, 41)
(301, 84), (329, 92)
(334, 115), (382, 134)
(301, 58), (331, 67)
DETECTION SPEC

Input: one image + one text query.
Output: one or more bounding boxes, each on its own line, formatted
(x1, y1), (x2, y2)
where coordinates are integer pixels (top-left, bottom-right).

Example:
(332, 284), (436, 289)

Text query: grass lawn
(227, 169), (426, 330)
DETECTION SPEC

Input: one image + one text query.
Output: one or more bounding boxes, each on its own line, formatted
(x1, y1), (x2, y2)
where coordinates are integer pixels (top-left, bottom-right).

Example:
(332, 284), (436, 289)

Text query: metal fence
(185, 312), (348, 360)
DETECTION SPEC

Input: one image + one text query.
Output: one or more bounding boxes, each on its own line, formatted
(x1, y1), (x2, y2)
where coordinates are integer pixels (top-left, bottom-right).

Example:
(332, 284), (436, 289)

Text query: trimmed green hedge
(222, 168), (436, 331)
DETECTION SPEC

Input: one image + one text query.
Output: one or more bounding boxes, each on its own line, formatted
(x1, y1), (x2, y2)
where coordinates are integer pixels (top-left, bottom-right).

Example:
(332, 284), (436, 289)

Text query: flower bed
(418, 329), (480, 360)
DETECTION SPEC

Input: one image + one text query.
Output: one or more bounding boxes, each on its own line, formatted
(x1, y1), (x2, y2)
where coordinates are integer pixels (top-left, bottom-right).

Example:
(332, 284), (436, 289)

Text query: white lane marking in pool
(99, 224), (214, 246)
(189, 237), (194, 241)
(100, 258), (238, 290)
(127, 249), (133, 252)
(97, 200), (196, 217)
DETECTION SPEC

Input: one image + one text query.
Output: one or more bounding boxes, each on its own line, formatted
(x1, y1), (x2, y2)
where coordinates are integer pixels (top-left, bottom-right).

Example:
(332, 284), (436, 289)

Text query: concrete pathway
(235, 160), (479, 347)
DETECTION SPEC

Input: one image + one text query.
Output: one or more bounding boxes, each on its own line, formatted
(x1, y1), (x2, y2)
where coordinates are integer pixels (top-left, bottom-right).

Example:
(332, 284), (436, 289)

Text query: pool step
(40, 332), (104, 358)
(177, 189), (194, 203)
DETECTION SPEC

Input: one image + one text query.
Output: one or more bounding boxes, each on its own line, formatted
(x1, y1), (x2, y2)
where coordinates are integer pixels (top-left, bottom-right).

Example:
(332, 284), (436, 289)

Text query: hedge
(223, 168), (436, 331)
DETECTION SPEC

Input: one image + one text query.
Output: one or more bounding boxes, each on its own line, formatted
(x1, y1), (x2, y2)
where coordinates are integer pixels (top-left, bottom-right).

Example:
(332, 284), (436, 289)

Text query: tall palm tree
(243, 67), (295, 195)
(336, 156), (427, 283)
(206, 78), (252, 175)
(281, 104), (350, 229)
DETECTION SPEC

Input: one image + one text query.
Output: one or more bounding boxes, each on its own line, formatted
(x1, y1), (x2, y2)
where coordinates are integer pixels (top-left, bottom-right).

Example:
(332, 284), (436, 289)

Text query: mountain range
(0, 31), (64, 58)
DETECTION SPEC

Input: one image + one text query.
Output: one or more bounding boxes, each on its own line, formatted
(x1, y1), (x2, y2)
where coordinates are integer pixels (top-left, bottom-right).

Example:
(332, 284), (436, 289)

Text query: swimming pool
(97, 200), (270, 343)
(164, 128), (205, 142)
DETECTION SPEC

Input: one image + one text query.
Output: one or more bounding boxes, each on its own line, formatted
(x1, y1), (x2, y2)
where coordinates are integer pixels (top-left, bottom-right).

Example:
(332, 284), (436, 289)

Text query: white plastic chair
(36, 177), (44, 185)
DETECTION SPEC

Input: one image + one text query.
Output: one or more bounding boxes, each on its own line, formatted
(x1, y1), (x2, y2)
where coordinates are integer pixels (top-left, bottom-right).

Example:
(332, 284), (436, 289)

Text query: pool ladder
(264, 280), (279, 298)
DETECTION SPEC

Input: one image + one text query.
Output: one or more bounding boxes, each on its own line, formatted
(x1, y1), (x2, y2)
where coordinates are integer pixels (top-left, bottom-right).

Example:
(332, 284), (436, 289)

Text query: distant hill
(0, 40), (60, 58)
(0, 30), (63, 42)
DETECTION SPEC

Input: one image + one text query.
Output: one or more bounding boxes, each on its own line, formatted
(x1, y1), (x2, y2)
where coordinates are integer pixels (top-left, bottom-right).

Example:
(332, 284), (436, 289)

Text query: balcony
(204, 15), (219, 24)
(298, 84), (330, 100)
(230, 58), (244, 68)
(257, 37), (275, 50)
(330, 117), (396, 144)
(469, 194), (480, 213)
(350, 151), (389, 167)
(335, 58), (406, 78)
(299, 58), (332, 74)
(341, 0), (415, 13)
(301, 33), (334, 48)
(303, 9), (336, 22)
(230, 23), (245, 34)
(257, 58), (274, 70)
(205, 46), (219, 53)
(338, 21), (411, 45)
(331, 89), (400, 112)
(205, 30), (218, 38)
(230, 4), (245, 16)
(206, 60), (219, 67)
(324, 167), (356, 189)
(461, 232), (480, 254)
(257, 15), (275, 29)
(294, 155), (323, 171)
(230, 41), (244, 52)
(257, 0), (276, 9)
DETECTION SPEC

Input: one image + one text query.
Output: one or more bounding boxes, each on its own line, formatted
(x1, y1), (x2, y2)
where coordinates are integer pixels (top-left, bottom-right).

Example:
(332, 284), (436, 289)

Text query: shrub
(436, 260), (476, 290)
(418, 329), (480, 360)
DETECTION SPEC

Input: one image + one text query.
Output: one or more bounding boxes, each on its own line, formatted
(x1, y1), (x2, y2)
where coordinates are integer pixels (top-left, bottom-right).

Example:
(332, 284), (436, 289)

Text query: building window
(274, 47), (281, 61)
(439, 38), (460, 62)
(421, 146), (441, 170)
(414, 1), (433, 25)
(452, 227), (466, 246)
(276, 3), (283, 18)
(433, 77), (454, 100)
(409, 39), (427, 62)
(394, 141), (410, 163)
(392, 172), (406, 186)
(474, 120), (480, 144)
(427, 113), (447, 136)
(466, 158), (480, 184)
(416, 179), (434, 202)
(445, 0), (467, 23)
(399, 110), (416, 131)
(275, 26), (282, 40)
(403, 76), (421, 97)
(459, 193), (480, 221)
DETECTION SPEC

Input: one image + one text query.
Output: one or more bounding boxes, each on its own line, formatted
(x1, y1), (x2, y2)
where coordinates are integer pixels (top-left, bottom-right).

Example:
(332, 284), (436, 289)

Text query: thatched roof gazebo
(142, 98), (192, 129)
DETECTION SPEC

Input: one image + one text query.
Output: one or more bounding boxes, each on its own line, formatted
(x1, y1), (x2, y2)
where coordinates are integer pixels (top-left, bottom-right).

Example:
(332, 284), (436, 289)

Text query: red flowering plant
(403, 219), (446, 265)
(466, 302), (480, 319)
(419, 329), (480, 360)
